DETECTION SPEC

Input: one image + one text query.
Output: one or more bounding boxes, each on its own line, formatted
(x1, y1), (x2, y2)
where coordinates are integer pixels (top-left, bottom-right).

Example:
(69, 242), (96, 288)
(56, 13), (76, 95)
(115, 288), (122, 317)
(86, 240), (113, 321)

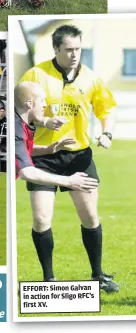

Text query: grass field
(0, 172), (6, 266)
(0, 0), (107, 31)
(16, 140), (136, 318)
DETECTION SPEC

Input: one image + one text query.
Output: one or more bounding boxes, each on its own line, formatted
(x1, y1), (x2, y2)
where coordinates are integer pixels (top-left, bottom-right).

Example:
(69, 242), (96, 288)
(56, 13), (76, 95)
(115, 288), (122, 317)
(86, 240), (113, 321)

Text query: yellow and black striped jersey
(20, 58), (116, 151)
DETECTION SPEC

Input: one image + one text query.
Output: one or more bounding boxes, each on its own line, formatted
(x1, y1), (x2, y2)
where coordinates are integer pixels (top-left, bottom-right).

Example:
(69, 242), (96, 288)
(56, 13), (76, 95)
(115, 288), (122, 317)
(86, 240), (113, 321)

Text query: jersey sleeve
(91, 77), (117, 120)
(20, 66), (47, 89)
(15, 118), (33, 177)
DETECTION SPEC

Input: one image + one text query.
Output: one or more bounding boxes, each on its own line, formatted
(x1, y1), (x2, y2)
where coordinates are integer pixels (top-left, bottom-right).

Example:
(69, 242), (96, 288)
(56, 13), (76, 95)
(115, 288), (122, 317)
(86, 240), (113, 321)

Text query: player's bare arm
(19, 167), (98, 192)
(34, 115), (68, 131)
(32, 138), (76, 156)
(97, 107), (116, 149)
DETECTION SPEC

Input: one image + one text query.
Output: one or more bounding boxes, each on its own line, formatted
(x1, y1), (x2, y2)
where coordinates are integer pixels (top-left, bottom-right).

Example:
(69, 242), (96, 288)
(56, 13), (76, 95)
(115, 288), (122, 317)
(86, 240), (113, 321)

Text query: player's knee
(33, 213), (52, 232)
(82, 212), (99, 229)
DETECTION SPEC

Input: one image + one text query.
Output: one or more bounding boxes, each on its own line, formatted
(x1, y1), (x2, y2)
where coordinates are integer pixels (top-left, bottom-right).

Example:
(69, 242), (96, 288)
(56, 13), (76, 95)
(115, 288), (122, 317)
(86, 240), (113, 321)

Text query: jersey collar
(15, 108), (35, 131)
(52, 57), (81, 84)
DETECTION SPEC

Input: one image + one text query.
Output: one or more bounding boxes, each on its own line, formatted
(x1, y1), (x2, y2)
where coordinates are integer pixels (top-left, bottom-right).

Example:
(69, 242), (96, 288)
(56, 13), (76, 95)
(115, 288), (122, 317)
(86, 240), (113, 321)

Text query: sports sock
(81, 224), (103, 277)
(32, 228), (54, 281)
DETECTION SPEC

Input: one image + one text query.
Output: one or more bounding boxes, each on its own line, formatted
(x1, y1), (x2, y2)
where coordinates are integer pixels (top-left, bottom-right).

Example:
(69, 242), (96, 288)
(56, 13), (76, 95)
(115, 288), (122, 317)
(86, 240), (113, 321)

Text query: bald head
(14, 82), (45, 110)
(14, 81), (46, 124)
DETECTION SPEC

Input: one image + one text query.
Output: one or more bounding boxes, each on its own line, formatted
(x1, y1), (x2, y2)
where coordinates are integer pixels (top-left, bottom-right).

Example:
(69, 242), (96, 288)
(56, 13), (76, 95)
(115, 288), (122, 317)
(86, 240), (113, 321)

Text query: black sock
(81, 224), (102, 277)
(32, 228), (54, 281)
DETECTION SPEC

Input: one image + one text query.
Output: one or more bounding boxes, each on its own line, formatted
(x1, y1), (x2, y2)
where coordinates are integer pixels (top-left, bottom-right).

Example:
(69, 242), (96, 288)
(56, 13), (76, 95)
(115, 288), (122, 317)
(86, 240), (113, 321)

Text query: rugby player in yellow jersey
(20, 24), (119, 293)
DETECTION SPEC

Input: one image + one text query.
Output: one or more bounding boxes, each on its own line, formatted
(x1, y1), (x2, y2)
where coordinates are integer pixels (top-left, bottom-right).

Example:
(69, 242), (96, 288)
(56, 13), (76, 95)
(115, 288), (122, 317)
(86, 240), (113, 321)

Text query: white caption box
(20, 281), (100, 314)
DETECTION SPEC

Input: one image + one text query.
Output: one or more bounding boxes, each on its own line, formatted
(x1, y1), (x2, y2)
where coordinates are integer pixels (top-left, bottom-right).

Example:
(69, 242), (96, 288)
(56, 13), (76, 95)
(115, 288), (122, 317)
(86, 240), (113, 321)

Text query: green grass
(17, 140), (136, 318)
(0, 172), (6, 265)
(0, 0), (107, 31)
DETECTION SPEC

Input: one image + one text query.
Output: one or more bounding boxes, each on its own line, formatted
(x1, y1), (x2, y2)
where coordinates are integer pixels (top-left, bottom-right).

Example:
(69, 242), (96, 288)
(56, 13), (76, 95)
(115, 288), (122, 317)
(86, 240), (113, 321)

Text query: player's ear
(54, 46), (60, 56)
(25, 100), (33, 110)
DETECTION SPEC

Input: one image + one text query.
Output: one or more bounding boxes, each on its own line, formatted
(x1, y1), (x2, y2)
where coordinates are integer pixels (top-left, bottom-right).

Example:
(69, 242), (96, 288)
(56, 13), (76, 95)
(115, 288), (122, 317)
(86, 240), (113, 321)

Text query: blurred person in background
(0, 100), (6, 148)
(0, 100), (6, 172)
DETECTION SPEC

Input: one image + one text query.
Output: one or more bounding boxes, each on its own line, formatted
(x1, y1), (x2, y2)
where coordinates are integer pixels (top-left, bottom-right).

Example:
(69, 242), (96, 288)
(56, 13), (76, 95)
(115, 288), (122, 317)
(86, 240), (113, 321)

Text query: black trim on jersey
(15, 109), (35, 132)
(52, 57), (81, 85)
(15, 110), (35, 173)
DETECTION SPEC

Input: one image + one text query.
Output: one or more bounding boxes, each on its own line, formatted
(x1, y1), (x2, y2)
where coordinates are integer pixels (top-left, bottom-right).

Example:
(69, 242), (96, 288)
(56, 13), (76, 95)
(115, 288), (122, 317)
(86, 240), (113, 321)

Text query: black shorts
(27, 147), (99, 192)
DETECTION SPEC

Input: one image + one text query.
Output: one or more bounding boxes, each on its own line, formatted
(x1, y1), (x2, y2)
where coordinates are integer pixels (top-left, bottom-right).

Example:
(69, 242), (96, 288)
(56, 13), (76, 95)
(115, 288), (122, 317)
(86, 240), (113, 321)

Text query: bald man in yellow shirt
(20, 24), (119, 293)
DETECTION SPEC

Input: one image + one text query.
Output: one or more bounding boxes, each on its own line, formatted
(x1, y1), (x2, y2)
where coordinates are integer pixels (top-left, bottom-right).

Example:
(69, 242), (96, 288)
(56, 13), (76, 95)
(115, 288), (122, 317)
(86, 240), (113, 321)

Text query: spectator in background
(0, 100), (6, 149)
(0, 100), (6, 172)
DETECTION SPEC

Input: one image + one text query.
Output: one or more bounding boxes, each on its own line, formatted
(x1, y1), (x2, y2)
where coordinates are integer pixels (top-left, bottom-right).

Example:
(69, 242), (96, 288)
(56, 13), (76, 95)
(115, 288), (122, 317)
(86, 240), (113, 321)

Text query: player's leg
(63, 151), (102, 279)
(27, 152), (63, 281)
(70, 188), (119, 293)
(70, 188), (102, 276)
(30, 190), (56, 281)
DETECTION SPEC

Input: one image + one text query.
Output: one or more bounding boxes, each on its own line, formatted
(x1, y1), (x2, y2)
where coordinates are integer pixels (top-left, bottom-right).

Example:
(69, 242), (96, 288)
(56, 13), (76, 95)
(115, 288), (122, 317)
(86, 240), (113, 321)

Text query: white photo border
(108, 0), (136, 13)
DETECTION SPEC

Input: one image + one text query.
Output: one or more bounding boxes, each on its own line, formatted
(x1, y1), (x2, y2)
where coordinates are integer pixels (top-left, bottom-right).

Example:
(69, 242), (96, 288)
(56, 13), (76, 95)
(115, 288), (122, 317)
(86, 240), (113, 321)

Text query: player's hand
(97, 134), (112, 149)
(67, 173), (98, 192)
(54, 138), (76, 152)
(46, 116), (68, 131)
(48, 138), (76, 154)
